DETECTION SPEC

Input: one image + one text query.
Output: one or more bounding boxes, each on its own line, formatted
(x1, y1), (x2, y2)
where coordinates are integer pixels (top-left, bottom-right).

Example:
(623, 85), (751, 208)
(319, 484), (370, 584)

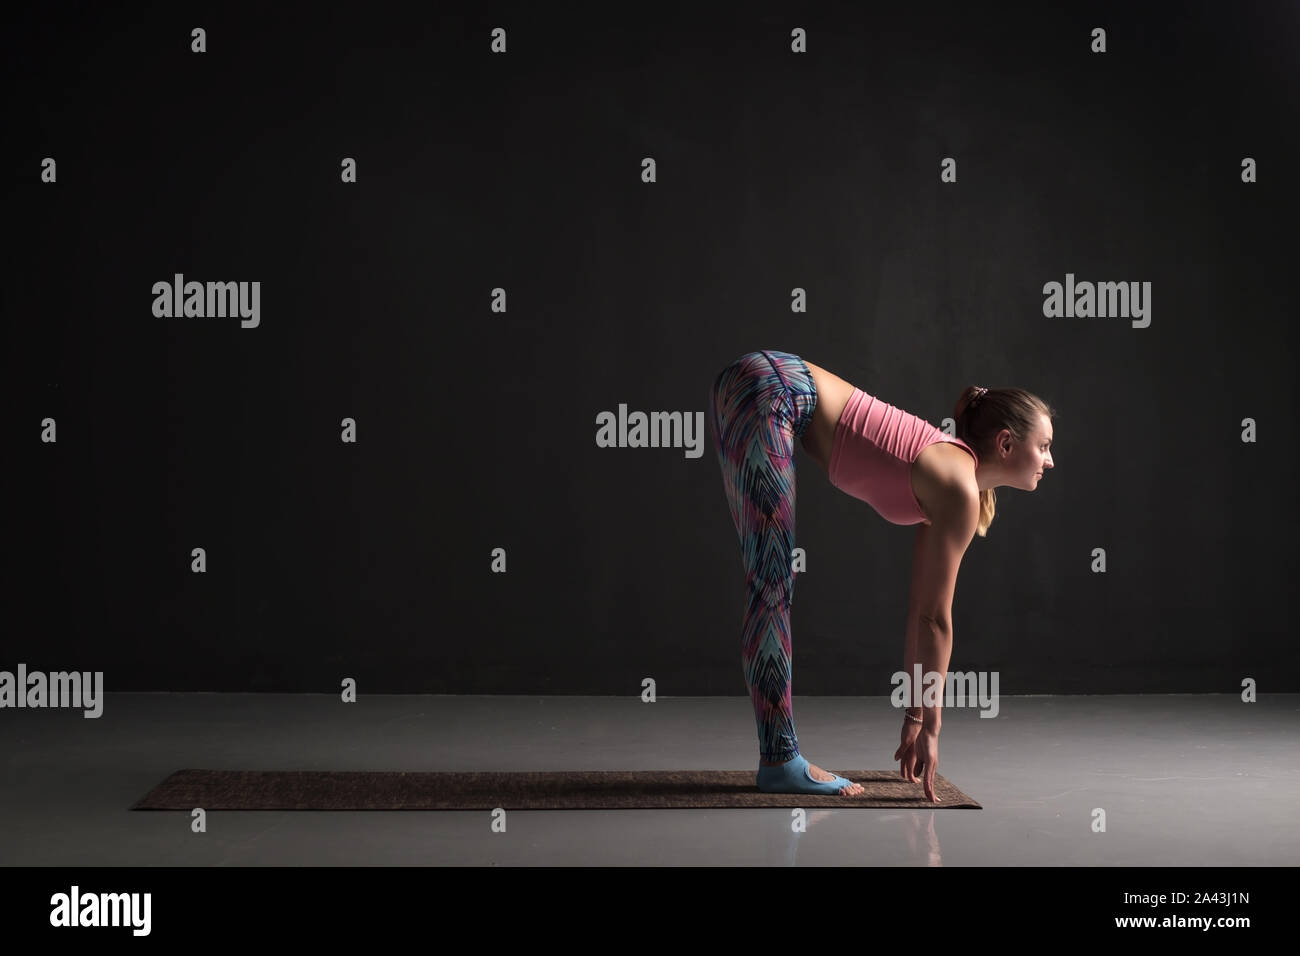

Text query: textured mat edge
(130, 768), (982, 810)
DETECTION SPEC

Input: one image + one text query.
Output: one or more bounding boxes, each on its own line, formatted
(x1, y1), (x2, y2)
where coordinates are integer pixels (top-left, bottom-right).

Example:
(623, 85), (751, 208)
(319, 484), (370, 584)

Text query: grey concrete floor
(0, 694), (1295, 866)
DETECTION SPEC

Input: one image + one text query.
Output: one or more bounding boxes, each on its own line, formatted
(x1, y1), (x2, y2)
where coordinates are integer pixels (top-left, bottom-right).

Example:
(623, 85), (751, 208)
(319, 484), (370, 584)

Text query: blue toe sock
(755, 753), (855, 794)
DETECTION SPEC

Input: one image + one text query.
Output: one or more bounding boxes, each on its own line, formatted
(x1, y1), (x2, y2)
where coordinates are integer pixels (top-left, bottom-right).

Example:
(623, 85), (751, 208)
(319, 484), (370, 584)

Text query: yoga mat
(131, 768), (981, 809)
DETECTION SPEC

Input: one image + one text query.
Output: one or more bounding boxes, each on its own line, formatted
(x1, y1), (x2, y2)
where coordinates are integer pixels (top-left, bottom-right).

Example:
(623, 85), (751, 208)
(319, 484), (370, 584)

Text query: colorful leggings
(707, 349), (819, 763)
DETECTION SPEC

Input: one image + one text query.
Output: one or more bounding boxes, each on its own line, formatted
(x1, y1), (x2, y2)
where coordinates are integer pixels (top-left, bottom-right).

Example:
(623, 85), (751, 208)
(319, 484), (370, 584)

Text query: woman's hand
(894, 718), (941, 803)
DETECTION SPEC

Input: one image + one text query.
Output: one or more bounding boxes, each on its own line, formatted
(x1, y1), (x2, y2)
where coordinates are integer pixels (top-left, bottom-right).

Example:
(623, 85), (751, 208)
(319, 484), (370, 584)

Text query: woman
(708, 349), (1055, 801)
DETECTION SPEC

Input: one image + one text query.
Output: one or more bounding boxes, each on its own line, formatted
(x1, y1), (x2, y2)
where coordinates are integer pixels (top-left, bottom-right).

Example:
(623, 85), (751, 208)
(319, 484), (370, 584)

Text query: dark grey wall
(9, 0), (1298, 695)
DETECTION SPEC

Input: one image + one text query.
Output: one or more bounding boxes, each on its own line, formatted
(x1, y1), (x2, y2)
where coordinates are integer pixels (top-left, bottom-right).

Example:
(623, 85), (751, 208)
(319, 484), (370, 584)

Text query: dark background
(6, 0), (1297, 694)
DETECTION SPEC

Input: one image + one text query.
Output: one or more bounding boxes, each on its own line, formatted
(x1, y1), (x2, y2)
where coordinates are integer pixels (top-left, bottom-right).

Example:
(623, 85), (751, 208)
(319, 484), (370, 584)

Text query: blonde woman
(708, 349), (1055, 800)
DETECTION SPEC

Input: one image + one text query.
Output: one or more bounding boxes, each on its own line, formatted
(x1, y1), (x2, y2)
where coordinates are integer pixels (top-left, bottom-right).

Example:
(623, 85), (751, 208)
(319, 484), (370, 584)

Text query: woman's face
(991, 414), (1054, 490)
(1021, 414), (1054, 489)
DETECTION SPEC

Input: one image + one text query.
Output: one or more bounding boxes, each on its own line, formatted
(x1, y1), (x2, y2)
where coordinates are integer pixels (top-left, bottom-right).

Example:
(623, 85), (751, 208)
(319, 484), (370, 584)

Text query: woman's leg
(708, 350), (819, 763)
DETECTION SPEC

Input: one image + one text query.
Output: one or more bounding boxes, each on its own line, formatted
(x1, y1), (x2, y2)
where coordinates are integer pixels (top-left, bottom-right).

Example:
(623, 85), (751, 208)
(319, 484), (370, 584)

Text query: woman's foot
(758, 755), (866, 795)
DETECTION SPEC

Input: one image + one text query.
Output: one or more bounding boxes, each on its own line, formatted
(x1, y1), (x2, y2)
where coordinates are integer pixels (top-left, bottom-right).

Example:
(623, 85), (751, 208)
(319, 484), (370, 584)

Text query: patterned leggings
(707, 349), (819, 763)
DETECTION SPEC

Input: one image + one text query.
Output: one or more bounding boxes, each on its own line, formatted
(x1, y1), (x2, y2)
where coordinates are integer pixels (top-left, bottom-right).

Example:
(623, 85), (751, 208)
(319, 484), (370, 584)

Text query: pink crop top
(828, 387), (979, 525)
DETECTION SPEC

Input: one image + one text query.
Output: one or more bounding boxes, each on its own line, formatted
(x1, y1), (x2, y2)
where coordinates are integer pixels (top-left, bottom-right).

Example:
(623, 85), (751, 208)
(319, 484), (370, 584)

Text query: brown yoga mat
(131, 768), (981, 809)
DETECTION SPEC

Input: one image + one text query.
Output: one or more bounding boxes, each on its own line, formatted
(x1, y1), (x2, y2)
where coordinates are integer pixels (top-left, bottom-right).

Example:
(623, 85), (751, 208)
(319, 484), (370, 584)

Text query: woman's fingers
(898, 745), (917, 781)
(921, 759), (937, 801)
(902, 736), (936, 798)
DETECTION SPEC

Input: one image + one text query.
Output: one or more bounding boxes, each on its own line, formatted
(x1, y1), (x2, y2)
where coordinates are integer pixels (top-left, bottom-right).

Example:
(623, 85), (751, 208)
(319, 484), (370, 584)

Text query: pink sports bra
(828, 387), (979, 525)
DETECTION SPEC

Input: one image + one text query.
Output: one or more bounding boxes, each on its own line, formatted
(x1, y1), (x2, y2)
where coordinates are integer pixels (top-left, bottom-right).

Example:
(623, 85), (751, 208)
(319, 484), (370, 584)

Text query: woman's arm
(903, 496), (977, 729)
(902, 610), (954, 730)
(909, 616), (953, 730)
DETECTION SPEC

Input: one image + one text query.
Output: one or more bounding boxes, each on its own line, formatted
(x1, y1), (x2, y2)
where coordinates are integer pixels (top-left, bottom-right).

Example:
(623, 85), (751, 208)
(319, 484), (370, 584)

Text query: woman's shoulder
(913, 440), (979, 522)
